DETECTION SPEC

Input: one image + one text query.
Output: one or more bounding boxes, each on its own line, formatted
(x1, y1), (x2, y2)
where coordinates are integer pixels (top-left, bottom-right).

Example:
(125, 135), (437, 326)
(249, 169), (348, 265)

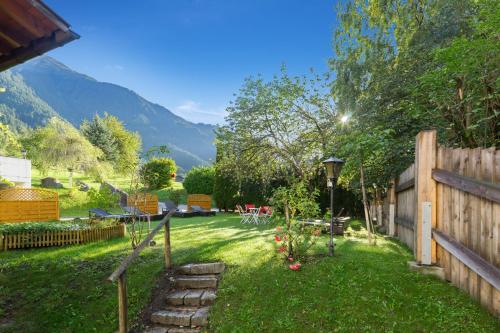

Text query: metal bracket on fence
(421, 202), (432, 265)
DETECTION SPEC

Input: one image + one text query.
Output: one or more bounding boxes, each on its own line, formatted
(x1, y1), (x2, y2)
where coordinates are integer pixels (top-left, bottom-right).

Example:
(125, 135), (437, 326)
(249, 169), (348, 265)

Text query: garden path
(142, 262), (225, 333)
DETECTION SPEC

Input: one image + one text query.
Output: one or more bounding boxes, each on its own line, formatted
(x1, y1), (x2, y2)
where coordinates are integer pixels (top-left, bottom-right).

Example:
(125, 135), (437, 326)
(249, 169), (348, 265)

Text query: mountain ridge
(0, 56), (216, 170)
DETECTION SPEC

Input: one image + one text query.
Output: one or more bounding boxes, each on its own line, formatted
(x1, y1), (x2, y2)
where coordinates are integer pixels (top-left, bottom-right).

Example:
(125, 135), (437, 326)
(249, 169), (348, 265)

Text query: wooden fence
(382, 130), (499, 316)
(127, 193), (158, 214)
(187, 194), (212, 211)
(0, 224), (125, 251)
(0, 188), (59, 222)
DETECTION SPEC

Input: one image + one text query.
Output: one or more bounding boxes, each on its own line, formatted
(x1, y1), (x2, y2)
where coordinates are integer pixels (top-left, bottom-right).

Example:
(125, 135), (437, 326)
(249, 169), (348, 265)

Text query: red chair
(257, 206), (273, 224)
(244, 204), (255, 212)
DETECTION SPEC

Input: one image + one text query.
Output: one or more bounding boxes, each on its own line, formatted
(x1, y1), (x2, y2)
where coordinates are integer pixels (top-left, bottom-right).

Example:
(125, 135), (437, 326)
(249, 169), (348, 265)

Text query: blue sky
(45, 0), (340, 124)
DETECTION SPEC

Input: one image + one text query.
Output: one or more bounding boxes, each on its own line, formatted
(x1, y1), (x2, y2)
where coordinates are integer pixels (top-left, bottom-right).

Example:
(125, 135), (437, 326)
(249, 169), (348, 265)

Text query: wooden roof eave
(0, 29), (79, 72)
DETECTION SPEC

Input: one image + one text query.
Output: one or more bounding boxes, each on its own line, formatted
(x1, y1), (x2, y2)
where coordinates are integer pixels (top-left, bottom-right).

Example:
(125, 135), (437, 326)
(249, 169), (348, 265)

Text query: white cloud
(173, 100), (226, 124)
(104, 64), (124, 71)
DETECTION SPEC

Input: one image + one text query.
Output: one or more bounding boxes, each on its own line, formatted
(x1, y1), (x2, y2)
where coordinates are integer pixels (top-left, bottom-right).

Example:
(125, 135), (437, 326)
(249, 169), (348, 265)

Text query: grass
(0, 215), (498, 333)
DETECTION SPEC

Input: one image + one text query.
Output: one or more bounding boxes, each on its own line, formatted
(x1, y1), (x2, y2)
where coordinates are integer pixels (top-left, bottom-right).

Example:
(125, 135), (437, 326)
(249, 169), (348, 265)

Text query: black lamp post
(323, 156), (344, 256)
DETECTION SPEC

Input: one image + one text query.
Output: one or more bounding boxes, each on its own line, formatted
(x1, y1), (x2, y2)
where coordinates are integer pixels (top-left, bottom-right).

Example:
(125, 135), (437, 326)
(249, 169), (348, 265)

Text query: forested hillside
(0, 57), (216, 170)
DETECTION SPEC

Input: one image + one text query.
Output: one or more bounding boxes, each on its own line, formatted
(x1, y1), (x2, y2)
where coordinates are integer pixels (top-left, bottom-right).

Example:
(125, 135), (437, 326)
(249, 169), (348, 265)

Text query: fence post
(388, 179), (396, 236)
(164, 219), (171, 269)
(415, 130), (437, 265)
(118, 272), (128, 333)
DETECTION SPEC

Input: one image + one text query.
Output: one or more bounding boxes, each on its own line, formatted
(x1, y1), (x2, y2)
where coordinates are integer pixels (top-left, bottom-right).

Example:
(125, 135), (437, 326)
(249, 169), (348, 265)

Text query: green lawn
(0, 215), (498, 332)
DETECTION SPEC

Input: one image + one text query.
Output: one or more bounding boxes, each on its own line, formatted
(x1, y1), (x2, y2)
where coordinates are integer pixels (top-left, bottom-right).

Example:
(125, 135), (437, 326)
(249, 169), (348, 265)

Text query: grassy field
(30, 169), (184, 217)
(0, 214), (498, 333)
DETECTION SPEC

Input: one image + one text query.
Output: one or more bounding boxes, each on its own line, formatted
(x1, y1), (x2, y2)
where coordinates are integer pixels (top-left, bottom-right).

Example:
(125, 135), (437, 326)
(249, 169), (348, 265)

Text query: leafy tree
(0, 122), (21, 157)
(329, 0), (494, 188)
(102, 113), (142, 174)
(81, 114), (119, 164)
(417, 0), (499, 147)
(139, 157), (176, 190)
(21, 117), (102, 186)
(144, 145), (170, 160)
(213, 141), (239, 211)
(162, 188), (187, 206)
(220, 68), (337, 181)
(183, 166), (215, 195)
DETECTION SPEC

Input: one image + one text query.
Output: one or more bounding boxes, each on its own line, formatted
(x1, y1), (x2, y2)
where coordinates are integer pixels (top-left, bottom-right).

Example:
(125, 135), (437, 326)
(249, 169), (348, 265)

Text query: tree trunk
(360, 164), (373, 244)
(68, 169), (73, 189)
(284, 201), (293, 257)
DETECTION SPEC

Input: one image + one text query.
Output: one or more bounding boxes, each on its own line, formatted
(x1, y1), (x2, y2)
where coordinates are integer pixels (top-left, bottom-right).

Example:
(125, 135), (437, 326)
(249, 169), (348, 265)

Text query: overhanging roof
(0, 0), (79, 72)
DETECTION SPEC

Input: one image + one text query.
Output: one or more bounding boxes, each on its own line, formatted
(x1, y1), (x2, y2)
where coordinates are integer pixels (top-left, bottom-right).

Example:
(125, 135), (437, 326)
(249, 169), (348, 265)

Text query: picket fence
(0, 224), (125, 251)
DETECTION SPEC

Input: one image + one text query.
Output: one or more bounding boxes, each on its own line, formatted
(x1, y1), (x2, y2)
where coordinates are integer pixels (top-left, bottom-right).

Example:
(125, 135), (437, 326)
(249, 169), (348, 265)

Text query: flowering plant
(274, 223), (321, 265)
(271, 181), (321, 268)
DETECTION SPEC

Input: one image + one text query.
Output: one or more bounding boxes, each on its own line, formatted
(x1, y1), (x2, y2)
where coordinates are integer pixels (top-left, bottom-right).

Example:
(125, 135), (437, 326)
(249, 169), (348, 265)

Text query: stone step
(174, 275), (218, 289)
(166, 289), (217, 306)
(178, 262), (225, 275)
(143, 326), (201, 333)
(151, 307), (209, 327)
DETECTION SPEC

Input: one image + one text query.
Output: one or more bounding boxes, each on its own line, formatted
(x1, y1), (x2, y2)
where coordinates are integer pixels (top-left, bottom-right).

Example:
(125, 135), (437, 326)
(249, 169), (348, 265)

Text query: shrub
(183, 166), (215, 195)
(163, 188), (187, 205)
(213, 165), (238, 211)
(0, 221), (89, 235)
(271, 181), (321, 261)
(87, 186), (119, 209)
(0, 176), (14, 188)
(139, 157), (177, 190)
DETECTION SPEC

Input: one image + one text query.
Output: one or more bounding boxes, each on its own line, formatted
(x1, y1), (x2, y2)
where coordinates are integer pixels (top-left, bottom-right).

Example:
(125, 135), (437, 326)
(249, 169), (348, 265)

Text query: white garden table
(248, 207), (260, 224)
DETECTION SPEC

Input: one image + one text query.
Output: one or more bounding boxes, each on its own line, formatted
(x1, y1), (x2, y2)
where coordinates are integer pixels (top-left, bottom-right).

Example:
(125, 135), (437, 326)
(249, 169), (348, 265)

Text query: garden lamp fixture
(322, 156), (344, 256)
(21, 149), (27, 159)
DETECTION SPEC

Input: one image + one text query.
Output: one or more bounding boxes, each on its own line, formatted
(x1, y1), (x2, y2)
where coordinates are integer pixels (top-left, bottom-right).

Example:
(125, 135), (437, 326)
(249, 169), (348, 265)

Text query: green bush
(162, 188), (187, 205)
(139, 157), (176, 189)
(0, 221), (89, 235)
(213, 169), (238, 211)
(0, 219), (119, 235)
(0, 176), (14, 188)
(183, 166), (215, 195)
(87, 186), (119, 209)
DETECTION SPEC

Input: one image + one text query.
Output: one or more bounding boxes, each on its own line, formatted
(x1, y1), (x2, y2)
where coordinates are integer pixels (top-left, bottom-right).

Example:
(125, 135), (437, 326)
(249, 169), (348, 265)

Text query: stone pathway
(142, 262), (225, 333)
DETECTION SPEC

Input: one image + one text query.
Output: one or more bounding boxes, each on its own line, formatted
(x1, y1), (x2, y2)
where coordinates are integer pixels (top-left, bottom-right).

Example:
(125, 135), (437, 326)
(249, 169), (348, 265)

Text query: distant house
(0, 156), (31, 188)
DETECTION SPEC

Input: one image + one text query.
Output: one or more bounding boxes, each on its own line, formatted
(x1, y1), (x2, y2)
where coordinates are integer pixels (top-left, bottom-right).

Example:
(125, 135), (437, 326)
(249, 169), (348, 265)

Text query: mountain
(0, 56), (216, 170)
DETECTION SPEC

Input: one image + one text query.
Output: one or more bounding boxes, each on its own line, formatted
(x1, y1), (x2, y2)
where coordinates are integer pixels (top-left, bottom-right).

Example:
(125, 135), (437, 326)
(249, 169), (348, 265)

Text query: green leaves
(139, 157), (177, 190)
(183, 166), (215, 195)
(0, 221), (90, 235)
(21, 117), (103, 175)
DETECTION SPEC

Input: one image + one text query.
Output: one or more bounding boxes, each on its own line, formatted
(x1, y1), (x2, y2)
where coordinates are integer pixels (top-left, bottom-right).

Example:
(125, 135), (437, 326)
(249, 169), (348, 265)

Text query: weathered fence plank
(384, 129), (499, 315)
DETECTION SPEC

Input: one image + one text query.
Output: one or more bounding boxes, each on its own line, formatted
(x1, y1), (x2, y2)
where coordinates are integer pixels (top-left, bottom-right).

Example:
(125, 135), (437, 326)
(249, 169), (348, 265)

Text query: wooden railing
(108, 210), (176, 333)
